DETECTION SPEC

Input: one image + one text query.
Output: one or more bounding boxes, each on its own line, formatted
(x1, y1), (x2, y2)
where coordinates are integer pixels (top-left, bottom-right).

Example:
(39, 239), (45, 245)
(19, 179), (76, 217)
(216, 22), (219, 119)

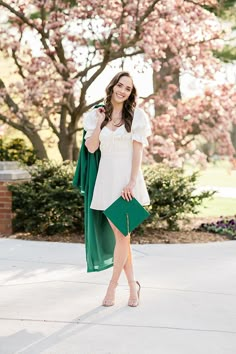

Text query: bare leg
(102, 219), (130, 306)
(123, 243), (134, 282)
(123, 240), (140, 306)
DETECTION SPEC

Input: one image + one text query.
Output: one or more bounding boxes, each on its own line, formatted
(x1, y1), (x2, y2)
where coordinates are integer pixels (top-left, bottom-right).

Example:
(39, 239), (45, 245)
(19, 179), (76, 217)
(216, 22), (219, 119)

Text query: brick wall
(0, 162), (30, 237)
(0, 181), (12, 236)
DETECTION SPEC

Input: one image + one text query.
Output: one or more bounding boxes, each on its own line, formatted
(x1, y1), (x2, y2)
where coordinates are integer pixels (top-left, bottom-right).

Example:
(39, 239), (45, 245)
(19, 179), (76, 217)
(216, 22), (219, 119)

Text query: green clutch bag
(103, 197), (150, 236)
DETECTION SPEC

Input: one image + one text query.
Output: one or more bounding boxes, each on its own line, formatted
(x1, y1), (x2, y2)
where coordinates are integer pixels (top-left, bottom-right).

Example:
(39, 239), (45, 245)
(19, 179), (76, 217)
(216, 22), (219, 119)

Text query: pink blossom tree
(0, 0), (235, 163)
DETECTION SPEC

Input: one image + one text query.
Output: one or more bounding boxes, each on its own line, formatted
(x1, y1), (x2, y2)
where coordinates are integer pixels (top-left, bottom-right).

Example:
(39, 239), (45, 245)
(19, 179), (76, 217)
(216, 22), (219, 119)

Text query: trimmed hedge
(8, 160), (84, 235)
(0, 137), (37, 166)
(143, 164), (215, 230)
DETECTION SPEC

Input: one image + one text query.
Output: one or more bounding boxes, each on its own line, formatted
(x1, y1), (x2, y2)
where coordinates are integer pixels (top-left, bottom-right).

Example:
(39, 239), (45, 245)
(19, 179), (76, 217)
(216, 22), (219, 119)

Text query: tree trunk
(72, 132), (80, 161)
(153, 47), (181, 116)
(26, 130), (48, 159)
(231, 123), (236, 155)
(58, 133), (74, 160)
(152, 47), (181, 162)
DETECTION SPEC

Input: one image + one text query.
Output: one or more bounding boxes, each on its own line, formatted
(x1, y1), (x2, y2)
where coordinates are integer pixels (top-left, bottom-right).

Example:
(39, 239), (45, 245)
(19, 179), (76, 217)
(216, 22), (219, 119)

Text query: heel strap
(128, 280), (139, 285)
(129, 280), (141, 288)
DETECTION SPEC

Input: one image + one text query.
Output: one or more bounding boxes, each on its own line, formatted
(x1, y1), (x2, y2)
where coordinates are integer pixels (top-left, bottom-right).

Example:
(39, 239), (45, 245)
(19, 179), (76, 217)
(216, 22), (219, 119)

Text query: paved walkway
(0, 238), (236, 354)
(196, 186), (236, 198)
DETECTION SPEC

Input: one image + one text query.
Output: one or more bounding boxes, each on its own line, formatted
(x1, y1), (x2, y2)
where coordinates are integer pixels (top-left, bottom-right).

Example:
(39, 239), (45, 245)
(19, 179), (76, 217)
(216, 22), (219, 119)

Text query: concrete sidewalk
(0, 238), (236, 354)
(196, 185), (236, 198)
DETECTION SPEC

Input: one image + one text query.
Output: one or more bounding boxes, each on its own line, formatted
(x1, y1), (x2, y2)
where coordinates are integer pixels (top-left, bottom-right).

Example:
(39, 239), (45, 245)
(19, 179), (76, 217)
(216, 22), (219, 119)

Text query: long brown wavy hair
(100, 71), (137, 132)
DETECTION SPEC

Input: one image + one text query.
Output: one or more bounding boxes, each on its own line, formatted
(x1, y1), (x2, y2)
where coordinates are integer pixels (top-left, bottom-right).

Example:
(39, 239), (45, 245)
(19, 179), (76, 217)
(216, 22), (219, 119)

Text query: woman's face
(111, 76), (133, 104)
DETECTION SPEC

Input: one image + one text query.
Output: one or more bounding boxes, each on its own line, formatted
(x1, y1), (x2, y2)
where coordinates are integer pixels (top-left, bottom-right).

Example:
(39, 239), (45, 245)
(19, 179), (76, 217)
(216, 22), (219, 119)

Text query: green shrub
(142, 164), (215, 230)
(8, 160), (84, 235)
(0, 137), (37, 165)
(8, 161), (214, 236)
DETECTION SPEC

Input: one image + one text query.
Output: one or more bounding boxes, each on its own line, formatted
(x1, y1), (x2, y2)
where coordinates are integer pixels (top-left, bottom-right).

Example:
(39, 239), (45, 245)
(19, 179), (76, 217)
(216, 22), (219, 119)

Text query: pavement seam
(0, 317), (235, 335)
(1, 281), (236, 297)
(0, 257), (83, 266)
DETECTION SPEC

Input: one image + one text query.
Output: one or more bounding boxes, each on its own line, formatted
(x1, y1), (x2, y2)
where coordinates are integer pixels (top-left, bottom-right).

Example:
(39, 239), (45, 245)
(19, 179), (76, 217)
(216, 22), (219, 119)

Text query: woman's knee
(116, 232), (130, 244)
(107, 218), (117, 232)
(107, 217), (131, 240)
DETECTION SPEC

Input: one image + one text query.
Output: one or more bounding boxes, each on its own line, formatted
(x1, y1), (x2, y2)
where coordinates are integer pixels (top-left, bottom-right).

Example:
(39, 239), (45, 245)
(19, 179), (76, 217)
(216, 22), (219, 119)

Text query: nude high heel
(128, 281), (141, 307)
(102, 281), (118, 307)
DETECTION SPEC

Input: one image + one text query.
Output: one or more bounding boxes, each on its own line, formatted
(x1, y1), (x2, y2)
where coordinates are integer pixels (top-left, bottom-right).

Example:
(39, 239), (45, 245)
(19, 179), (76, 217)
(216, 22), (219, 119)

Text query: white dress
(83, 107), (151, 211)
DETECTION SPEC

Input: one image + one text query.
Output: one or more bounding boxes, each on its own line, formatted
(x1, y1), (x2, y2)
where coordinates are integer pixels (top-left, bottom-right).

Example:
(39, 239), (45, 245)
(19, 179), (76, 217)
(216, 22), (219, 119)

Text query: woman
(83, 71), (151, 307)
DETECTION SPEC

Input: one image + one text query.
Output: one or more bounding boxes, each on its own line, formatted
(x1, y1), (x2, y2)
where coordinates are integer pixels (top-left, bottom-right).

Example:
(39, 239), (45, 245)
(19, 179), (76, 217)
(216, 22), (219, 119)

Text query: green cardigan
(72, 130), (115, 272)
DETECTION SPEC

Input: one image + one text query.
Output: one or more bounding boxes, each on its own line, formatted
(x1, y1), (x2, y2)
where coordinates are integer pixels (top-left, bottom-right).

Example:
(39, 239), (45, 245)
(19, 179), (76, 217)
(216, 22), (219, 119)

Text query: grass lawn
(185, 161), (236, 188)
(184, 162), (236, 217)
(197, 168), (236, 188)
(196, 197), (236, 217)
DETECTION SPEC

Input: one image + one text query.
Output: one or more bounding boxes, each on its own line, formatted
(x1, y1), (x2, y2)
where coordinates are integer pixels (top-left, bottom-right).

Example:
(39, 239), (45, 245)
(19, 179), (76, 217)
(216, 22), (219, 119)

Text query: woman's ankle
(109, 280), (118, 287)
(103, 282), (117, 307)
(128, 280), (136, 285)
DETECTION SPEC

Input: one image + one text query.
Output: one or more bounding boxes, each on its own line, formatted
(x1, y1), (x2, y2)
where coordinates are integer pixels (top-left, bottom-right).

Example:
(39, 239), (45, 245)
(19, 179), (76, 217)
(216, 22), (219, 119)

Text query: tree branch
(12, 49), (26, 79)
(74, 50), (111, 118)
(0, 78), (35, 133)
(67, 126), (83, 136)
(0, 78), (21, 117)
(83, 98), (104, 113)
(0, 1), (38, 30)
(111, 0), (161, 51)
(72, 0), (157, 82)
(0, 111), (27, 133)
(184, 0), (218, 9)
(54, 39), (69, 79)
(0, 1), (67, 77)
(73, 49), (143, 81)
(139, 93), (156, 101)
(31, 99), (60, 136)
(40, 1), (47, 28)
(139, 0), (161, 24)
(180, 136), (195, 147)
(68, 98), (104, 137)
(45, 116), (60, 137)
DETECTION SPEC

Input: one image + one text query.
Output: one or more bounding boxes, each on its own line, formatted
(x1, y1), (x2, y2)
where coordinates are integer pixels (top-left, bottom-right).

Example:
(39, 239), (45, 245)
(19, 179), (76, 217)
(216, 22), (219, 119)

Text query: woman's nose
(118, 88), (125, 94)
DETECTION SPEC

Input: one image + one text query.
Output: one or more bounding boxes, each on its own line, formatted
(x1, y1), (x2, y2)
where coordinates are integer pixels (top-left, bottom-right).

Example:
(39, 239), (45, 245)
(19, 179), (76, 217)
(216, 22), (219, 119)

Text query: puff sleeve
(131, 108), (152, 146)
(83, 109), (98, 140)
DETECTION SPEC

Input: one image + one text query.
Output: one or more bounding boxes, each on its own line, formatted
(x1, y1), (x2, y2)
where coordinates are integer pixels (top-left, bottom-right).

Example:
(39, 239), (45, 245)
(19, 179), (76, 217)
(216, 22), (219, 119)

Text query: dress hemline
(87, 262), (113, 272)
(90, 201), (150, 211)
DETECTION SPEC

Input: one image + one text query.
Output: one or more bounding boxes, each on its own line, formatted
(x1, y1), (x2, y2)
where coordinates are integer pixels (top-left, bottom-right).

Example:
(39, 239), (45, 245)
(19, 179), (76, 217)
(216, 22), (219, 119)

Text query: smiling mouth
(116, 93), (125, 98)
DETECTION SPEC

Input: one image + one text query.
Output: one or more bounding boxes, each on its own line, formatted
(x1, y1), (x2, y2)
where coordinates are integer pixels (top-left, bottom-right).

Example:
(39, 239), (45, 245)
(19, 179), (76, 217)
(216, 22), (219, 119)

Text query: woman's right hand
(96, 107), (106, 127)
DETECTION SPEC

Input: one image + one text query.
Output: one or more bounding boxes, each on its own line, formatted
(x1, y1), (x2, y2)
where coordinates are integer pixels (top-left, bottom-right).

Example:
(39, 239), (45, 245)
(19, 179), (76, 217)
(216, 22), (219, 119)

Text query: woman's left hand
(121, 180), (136, 201)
